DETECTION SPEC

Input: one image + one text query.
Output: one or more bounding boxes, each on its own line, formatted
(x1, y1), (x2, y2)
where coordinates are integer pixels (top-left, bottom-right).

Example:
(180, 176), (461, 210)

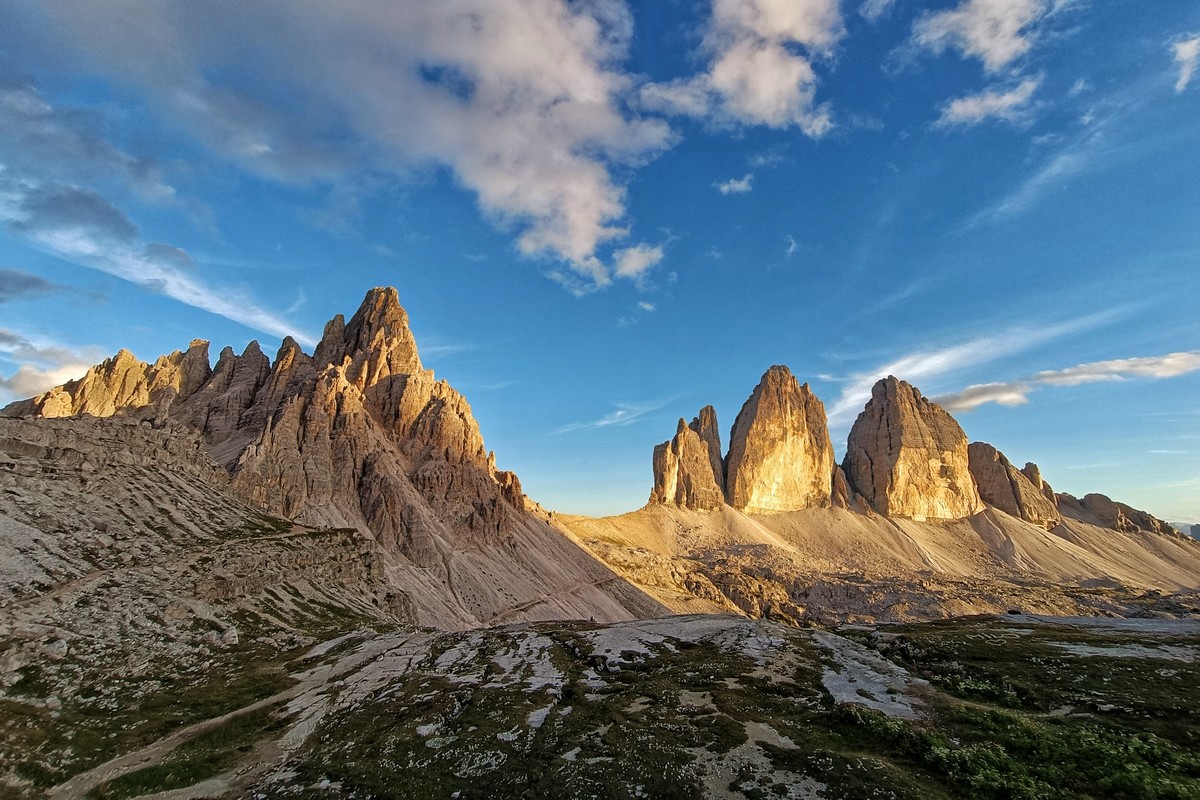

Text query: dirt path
(44, 630), (435, 800)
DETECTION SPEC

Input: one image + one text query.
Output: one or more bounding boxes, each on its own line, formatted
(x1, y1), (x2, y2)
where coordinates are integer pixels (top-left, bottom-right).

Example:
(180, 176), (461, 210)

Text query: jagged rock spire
(650, 415), (726, 511)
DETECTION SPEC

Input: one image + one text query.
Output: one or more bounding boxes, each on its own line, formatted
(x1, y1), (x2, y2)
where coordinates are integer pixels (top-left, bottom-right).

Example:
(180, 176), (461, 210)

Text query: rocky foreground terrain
(2, 286), (1199, 798)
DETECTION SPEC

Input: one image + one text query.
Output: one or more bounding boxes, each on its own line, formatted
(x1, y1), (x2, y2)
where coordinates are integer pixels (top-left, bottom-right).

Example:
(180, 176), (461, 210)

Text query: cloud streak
(825, 311), (1118, 426)
(1174, 35), (1200, 93)
(0, 268), (61, 303)
(0, 171), (315, 347)
(935, 351), (1200, 411)
(554, 399), (672, 434)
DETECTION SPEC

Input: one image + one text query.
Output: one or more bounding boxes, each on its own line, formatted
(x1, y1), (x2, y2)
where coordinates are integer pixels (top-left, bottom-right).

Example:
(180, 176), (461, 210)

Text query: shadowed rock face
(2, 287), (665, 628)
(650, 416), (726, 511)
(968, 442), (1060, 528)
(724, 365), (836, 514)
(843, 376), (983, 520)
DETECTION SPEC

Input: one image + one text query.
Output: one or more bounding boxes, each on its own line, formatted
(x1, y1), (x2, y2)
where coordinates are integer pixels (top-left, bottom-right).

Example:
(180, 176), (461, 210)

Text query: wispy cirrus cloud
(825, 311), (1119, 426)
(554, 399), (673, 434)
(0, 171), (315, 347)
(935, 351), (1200, 411)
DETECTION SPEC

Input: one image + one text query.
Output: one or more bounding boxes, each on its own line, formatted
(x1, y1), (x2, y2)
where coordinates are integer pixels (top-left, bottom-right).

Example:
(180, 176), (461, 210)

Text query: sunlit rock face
(968, 442), (1060, 528)
(843, 376), (983, 520)
(649, 414), (726, 512)
(724, 365), (835, 514)
(3, 287), (666, 628)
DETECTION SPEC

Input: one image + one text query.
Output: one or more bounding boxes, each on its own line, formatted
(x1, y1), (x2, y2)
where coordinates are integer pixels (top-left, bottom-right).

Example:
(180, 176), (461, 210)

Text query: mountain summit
(3, 287), (664, 629)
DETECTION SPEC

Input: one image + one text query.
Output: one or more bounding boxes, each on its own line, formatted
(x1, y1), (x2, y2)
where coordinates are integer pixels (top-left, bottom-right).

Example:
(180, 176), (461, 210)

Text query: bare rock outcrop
(2, 286), (666, 628)
(843, 376), (983, 520)
(968, 442), (1060, 528)
(5, 339), (213, 419)
(1057, 492), (1179, 537)
(725, 365), (835, 513)
(650, 417), (725, 511)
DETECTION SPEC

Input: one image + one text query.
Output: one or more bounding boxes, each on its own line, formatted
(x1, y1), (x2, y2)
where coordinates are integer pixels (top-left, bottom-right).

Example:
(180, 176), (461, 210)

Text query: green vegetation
(87, 703), (289, 800)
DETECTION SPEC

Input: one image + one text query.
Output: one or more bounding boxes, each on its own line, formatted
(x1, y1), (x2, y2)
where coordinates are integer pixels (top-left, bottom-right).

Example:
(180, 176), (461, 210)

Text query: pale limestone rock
(4, 340), (212, 419)
(967, 442), (1059, 528)
(690, 405), (725, 493)
(1057, 492), (1179, 537)
(1021, 462), (1058, 506)
(843, 376), (983, 520)
(725, 365), (834, 513)
(2, 286), (666, 629)
(650, 418), (725, 511)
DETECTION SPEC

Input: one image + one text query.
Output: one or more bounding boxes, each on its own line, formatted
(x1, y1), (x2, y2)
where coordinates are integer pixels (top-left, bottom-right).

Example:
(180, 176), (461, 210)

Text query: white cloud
(639, 0), (841, 133)
(935, 78), (1041, 127)
(859, 0), (896, 23)
(1034, 351), (1200, 385)
(911, 0), (1051, 73)
(613, 243), (664, 280)
(14, 1), (674, 290)
(554, 399), (670, 433)
(715, 173), (754, 194)
(637, 301), (656, 312)
(1173, 35), (1200, 93)
(785, 235), (798, 256)
(935, 351), (1200, 411)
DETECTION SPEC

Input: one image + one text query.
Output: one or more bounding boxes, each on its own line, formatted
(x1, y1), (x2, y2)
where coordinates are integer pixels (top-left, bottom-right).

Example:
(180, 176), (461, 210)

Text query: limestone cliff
(2, 287), (664, 628)
(650, 417), (725, 511)
(725, 365), (835, 513)
(843, 376), (983, 520)
(968, 442), (1060, 528)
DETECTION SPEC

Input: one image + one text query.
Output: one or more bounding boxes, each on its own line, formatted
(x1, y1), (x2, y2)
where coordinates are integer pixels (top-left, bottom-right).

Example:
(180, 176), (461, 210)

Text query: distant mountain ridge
(4, 287), (1197, 627)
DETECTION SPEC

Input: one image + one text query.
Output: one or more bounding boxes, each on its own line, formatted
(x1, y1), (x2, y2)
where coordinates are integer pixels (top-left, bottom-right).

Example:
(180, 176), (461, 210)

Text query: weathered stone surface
(690, 405), (725, 492)
(725, 365), (835, 513)
(5, 340), (212, 419)
(968, 442), (1059, 528)
(650, 418), (726, 511)
(1020, 462), (1058, 506)
(1057, 492), (1179, 537)
(1, 286), (665, 629)
(843, 376), (983, 520)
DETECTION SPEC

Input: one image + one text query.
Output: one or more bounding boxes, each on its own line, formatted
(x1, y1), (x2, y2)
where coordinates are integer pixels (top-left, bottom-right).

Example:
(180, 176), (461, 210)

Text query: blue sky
(0, 1), (1198, 520)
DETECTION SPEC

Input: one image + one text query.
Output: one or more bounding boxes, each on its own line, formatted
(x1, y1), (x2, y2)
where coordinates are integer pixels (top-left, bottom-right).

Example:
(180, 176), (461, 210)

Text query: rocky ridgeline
(3, 287), (664, 628)
(648, 368), (1174, 535)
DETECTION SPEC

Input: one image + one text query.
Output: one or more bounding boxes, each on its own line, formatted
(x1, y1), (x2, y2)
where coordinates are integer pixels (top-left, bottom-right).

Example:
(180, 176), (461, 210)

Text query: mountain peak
(844, 377), (982, 519)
